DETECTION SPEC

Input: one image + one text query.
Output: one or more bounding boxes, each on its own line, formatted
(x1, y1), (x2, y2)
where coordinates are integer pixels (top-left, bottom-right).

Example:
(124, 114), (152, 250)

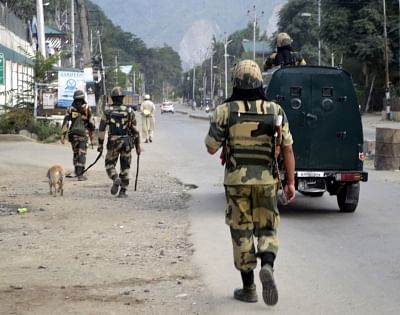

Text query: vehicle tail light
(335, 173), (362, 182)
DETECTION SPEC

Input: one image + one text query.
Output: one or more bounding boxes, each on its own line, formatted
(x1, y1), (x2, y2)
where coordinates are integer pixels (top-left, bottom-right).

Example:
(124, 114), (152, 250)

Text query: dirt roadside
(0, 144), (211, 315)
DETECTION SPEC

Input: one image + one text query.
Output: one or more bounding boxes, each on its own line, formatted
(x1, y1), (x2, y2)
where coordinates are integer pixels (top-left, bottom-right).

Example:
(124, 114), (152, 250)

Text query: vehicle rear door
(267, 66), (363, 171)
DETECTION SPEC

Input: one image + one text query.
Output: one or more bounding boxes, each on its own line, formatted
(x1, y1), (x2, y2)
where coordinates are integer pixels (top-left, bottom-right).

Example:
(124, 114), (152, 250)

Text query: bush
(31, 120), (61, 142)
(0, 108), (61, 142)
(0, 107), (33, 134)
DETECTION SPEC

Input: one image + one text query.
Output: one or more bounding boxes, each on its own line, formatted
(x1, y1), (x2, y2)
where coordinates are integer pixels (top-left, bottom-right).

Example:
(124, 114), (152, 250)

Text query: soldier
(205, 60), (296, 306)
(61, 89), (95, 181)
(97, 87), (141, 198)
(264, 32), (306, 71)
(141, 94), (156, 143)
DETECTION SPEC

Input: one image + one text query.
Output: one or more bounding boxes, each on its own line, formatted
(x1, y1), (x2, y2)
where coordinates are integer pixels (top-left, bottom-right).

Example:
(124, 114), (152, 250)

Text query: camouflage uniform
(61, 92), (95, 180)
(263, 32), (306, 71)
(206, 99), (292, 270)
(98, 87), (140, 196)
(205, 60), (294, 306)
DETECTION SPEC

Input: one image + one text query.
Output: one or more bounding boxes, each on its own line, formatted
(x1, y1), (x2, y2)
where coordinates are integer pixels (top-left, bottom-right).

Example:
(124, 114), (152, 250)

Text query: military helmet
(276, 32), (293, 48)
(231, 59), (263, 90)
(73, 89), (85, 100)
(111, 86), (124, 97)
(144, 94), (151, 100)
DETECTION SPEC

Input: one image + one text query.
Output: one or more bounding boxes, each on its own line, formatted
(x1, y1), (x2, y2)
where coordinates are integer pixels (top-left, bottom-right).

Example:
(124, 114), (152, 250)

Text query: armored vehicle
(264, 66), (368, 212)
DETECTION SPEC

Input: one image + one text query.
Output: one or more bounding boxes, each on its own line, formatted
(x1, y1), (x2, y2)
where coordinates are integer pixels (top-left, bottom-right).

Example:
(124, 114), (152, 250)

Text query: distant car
(161, 101), (175, 114)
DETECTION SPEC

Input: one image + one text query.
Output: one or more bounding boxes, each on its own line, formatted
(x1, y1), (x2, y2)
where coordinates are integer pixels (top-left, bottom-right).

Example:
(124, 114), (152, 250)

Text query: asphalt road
(150, 108), (400, 315)
(1, 108), (399, 314)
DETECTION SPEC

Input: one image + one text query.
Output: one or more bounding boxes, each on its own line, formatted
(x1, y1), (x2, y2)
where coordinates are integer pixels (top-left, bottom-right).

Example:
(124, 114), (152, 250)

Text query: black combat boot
(259, 252), (278, 306)
(259, 264), (278, 306)
(78, 174), (87, 181)
(111, 176), (121, 195)
(118, 188), (127, 198)
(233, 270), (257, 303)
(76, 167), (87, 181)
(233, 284), (258, 303)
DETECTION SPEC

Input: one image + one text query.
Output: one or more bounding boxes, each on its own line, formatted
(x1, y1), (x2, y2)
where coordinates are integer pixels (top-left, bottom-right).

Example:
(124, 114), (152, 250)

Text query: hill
(91, 0), (287, 68)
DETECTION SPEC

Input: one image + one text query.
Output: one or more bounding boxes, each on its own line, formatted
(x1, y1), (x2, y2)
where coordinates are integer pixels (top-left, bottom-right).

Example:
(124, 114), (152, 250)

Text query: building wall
(0, 3), (35, 109)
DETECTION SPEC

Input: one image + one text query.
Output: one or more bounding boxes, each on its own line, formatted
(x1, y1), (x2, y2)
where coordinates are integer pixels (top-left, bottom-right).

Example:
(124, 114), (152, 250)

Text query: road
(152, 108), (400, 315)
(1, 108), (399, 315)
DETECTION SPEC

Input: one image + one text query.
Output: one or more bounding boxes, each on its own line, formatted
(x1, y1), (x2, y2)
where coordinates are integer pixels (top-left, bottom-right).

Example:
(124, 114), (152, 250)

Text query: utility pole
(248, 5), (264, 61)
(95, 30), (106, 112)
(192, 64), (196, 107)
(71, 0), (75, 67)
(383, 0), (391, 120)
(114, 53), (118, 85)
(398, 0), (400, 89)
(224, 33), (232, 99)
(76, 0), (91, 67)
(36, 0), (46, 57)
(318, 0), (321, 66)
(210, 50), (215, 106)
(133, 71), (136, 94)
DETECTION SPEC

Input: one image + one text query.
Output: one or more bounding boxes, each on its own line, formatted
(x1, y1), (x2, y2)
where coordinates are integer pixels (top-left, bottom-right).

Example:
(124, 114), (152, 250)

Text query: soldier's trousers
(225, 184), (280, 272)
(69, 134), (87, 175)
(105, 136), (132, 189)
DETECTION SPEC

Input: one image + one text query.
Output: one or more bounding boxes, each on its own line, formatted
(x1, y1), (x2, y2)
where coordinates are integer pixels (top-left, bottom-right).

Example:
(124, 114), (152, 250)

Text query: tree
(278, 0), (400, 109)
(75, 0), (91, 66)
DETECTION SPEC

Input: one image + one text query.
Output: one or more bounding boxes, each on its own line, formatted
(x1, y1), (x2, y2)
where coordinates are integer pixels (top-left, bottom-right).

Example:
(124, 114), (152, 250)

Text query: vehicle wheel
(337, 182), (360, 213)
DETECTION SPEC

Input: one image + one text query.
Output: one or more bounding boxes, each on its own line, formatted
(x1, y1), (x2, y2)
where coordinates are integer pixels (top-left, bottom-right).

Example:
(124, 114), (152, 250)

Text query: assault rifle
(273, 115), (288, 205)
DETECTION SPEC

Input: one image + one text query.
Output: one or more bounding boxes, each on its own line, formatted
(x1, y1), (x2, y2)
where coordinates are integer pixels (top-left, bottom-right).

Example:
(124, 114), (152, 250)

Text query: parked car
(161, 101), (175, 114)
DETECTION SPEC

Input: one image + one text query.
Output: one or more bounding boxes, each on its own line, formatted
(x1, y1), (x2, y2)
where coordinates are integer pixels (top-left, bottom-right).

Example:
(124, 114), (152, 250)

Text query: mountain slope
(91, 0), (287, 67)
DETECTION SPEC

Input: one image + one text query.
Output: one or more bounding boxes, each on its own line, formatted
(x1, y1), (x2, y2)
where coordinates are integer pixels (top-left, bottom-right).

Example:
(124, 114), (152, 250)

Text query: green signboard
(0, 53), (4, 85)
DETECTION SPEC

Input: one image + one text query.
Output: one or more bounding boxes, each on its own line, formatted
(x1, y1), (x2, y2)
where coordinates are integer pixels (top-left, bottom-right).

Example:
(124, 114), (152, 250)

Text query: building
(0, 3), (35, 109)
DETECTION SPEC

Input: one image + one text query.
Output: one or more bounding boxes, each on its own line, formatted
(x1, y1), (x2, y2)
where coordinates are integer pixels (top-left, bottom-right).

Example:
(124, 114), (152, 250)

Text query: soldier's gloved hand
(97, 146), (103, 154)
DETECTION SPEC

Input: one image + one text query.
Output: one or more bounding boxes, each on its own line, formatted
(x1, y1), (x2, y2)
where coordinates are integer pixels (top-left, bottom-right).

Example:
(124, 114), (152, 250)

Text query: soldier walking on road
(205, 60), (296, 306)
(61, 89), (95, 181)
(141, 94), (156, 143)
(97, 87), (141, 198)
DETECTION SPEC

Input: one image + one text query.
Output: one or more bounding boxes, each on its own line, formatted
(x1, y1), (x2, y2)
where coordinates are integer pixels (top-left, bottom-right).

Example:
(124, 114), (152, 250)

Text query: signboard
(57, 71), (86, 108)
(43, 92), (56, 109)
(0, 53), (4, 85)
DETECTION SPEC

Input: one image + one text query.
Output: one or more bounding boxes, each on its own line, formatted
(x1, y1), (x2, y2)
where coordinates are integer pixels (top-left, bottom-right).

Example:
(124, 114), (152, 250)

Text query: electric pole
(36, 0), (46, 57)
(224, 33), (232, 99)
(383, 0), (391, 120)
(248, 5), (264, 61)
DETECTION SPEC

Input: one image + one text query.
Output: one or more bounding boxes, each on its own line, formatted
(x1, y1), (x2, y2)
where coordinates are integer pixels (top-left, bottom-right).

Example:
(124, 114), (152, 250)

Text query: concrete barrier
(374, 127), (400, 170)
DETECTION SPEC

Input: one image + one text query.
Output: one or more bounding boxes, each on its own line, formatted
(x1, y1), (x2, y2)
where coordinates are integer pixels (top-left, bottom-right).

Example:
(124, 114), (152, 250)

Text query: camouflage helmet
(73, 89), (85, 100)
(231, 59), (263, 90)
(111, 86), (124, 97)
(276, 32), (293, 48)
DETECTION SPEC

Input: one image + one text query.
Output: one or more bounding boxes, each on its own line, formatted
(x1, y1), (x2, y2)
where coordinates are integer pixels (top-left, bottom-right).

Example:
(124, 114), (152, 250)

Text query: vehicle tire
(337, 182), (360, 213)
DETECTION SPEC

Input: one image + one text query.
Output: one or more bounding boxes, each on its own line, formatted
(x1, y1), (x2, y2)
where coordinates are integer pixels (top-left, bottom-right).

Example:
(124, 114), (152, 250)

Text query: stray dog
(47, 164), (65, 196)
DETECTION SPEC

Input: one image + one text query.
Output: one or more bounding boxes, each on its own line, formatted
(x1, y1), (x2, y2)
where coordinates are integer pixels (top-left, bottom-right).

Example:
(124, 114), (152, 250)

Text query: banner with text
(57, 71), (86, 107)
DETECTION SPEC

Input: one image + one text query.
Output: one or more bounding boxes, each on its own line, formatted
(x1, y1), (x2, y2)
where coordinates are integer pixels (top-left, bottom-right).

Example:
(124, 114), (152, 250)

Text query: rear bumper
(295, 170), (368, 182)
(290, 170), (368, 195)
